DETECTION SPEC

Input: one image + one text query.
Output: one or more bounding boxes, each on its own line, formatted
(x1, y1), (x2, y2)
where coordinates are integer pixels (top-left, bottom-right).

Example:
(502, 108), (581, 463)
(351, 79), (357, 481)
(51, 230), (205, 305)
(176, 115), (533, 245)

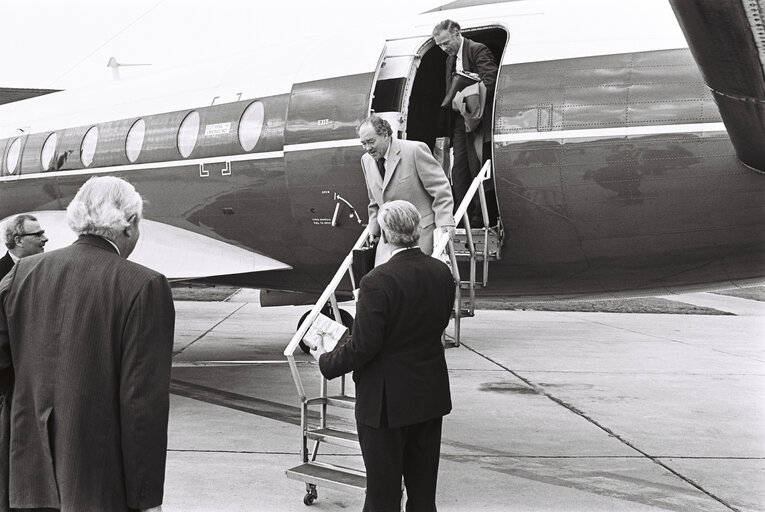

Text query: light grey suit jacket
(362, 138), (454, 264)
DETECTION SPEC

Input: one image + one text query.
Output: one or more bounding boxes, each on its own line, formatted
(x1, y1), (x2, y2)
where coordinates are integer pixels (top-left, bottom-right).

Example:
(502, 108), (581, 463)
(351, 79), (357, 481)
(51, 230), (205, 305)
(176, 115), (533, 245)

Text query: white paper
(302, 313), (347, 352)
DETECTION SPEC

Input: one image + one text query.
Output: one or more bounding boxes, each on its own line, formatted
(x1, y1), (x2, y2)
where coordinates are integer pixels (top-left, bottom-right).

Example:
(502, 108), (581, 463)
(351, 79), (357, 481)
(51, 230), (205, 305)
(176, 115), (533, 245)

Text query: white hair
(378, 200), (421, 247)
(66, 176), (143, 240)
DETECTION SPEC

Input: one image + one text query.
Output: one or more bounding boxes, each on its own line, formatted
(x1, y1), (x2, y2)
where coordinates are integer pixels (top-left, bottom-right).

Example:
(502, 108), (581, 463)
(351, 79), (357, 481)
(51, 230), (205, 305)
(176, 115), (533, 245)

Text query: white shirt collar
(456, 36), (465, 72)
(8, 252), (20, 263)
(102, 237), (121, 255)
(391, 246), (419, 257)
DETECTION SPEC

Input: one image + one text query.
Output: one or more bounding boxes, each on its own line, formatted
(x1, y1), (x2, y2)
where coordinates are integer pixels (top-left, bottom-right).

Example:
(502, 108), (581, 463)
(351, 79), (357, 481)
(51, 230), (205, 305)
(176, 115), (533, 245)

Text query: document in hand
(302, 313), (347, 352)
(441, 69), (481, 108)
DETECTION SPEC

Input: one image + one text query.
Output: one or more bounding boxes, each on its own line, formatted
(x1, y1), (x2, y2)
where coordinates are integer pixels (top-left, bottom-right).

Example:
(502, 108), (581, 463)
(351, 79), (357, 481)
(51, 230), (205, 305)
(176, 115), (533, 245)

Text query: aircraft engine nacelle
(669, 0), (765, 172)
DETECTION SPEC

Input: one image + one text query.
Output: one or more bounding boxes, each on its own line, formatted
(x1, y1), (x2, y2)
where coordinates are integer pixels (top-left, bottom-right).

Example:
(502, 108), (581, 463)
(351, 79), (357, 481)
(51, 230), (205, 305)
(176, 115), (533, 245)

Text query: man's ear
(124, 214), (139, 236)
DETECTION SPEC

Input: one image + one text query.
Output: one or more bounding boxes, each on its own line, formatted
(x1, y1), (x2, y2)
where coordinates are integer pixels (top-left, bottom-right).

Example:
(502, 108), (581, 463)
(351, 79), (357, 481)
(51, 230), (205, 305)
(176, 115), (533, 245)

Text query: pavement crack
(173, 303), (248, 357)
(460, 341), (744, 512)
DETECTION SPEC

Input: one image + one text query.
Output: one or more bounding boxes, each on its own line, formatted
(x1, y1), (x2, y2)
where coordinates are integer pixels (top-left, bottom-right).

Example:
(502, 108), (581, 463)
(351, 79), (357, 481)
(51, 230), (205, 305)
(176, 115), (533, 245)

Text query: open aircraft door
(282, 37), (386, 269)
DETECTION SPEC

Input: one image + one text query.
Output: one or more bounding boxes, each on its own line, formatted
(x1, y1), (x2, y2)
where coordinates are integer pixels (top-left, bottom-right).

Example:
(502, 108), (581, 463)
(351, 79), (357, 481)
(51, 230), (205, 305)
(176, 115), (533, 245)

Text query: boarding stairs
(283, 160), (501, 505)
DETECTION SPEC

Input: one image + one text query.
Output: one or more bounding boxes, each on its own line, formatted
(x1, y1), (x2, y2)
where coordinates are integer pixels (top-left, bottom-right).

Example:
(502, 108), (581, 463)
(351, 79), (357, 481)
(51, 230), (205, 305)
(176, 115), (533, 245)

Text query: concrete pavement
(162, 293), (765, 511)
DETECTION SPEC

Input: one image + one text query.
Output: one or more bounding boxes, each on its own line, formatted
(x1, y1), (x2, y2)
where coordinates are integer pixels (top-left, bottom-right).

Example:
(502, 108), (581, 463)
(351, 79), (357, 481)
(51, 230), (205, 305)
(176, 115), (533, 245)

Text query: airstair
(283, 160), (501, 505)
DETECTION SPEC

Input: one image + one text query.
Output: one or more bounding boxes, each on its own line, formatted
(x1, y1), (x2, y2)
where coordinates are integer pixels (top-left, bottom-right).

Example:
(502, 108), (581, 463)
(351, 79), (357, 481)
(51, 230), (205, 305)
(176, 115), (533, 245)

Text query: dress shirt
(456, 36), (465, 72)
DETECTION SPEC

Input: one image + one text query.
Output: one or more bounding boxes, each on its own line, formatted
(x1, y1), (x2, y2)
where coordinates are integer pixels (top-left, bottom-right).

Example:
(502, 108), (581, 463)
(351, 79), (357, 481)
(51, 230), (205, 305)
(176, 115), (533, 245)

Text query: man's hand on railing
(440, 225), (456, 240)
(368, 232), (380, 246)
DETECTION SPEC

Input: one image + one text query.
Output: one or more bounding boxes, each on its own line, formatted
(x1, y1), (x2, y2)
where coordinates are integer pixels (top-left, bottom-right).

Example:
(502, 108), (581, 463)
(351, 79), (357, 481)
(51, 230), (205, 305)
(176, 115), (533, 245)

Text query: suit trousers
(357, 416), (443, 512)
(451, 115), (482, 220)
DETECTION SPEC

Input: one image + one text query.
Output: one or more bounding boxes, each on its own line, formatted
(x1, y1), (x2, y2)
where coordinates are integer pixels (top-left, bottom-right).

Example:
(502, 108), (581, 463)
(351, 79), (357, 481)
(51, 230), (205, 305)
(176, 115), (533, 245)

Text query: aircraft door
(371, 36), (431, 139)
(283, 39), (386, 270)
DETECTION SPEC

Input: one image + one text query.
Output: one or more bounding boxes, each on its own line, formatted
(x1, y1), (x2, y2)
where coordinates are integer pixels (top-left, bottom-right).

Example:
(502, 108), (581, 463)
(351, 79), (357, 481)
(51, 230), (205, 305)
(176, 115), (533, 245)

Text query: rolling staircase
(283, 160), (501, 505)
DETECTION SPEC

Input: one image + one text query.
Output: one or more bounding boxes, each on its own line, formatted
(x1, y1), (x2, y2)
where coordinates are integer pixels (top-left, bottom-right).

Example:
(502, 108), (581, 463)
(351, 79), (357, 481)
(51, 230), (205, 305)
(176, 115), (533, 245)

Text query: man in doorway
(358, 115), (455, 265)
(313, 200), (455, 511)
(0, 214), (48, 280)
(433, 19), (498, 227)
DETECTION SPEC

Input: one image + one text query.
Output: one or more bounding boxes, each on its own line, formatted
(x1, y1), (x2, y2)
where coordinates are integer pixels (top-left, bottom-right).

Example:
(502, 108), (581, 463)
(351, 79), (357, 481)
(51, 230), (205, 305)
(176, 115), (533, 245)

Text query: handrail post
(284, 227), (369, 399)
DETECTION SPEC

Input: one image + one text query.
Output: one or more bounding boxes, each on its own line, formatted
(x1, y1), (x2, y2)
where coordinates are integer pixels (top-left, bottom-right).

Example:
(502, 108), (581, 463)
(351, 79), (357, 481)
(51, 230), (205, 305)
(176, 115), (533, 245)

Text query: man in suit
(433, 19), (498, 227)
(358, 115), (455, 265)
(0, 176), (175, 512)
(314, 200), (456, 512)
(0, 215), (48, 279)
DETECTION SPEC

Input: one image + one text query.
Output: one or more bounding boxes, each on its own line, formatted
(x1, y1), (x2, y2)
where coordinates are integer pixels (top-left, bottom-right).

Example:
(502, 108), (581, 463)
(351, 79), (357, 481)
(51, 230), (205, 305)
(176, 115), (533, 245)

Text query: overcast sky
(1, 0), (442, 90)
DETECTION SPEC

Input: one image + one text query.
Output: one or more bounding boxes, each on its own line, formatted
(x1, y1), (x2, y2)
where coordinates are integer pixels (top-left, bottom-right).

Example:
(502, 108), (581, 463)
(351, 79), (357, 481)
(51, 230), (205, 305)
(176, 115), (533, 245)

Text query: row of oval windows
(4, 101), (265, 174)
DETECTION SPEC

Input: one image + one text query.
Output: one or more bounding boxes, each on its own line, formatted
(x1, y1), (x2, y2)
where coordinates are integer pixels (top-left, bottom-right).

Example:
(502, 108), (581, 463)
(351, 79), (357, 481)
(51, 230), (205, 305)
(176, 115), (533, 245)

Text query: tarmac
(163, 290), (764, 512)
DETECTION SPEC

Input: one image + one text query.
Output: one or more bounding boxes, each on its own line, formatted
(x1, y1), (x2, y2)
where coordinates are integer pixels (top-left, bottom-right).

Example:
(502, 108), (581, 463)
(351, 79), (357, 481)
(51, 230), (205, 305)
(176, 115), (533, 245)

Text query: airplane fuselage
(1, 0), (763, 301)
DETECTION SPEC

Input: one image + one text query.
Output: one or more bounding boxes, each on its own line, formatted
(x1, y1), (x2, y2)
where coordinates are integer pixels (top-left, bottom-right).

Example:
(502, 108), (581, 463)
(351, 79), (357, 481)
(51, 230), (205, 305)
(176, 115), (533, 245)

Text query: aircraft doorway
(371, 26), (508, 228)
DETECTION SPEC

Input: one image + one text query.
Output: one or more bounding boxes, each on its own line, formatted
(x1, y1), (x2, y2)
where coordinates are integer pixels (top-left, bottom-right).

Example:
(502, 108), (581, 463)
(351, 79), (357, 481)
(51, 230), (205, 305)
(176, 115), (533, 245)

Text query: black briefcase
(352, 242), (377, 283)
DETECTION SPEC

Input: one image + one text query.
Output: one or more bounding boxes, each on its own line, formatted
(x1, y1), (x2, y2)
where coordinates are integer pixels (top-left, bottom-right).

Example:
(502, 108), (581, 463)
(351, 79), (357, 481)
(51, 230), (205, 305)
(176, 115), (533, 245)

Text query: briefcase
(352, 242), (377, 283)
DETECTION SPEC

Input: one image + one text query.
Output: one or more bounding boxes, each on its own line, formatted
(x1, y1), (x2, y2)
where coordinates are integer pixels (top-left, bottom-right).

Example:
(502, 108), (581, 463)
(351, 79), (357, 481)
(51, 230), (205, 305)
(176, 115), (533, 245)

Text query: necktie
(376, 157), (386, 180)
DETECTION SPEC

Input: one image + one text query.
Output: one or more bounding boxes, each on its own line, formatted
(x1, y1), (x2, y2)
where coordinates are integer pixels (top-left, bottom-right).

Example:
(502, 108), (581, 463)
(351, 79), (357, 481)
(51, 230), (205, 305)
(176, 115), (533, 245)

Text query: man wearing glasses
(0, 214), (48, 280)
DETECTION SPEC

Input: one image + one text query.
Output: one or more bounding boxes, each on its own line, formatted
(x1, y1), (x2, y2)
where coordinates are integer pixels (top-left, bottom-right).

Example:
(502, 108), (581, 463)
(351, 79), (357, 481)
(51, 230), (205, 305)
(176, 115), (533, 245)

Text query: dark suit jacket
(0, 253), (13, 281)
(445, 37), (499, 135)
(0, 235), (175, 511)
(319, 249), (455, 429)
(0, 252), (12, 512)
(445, 37), (498, 97)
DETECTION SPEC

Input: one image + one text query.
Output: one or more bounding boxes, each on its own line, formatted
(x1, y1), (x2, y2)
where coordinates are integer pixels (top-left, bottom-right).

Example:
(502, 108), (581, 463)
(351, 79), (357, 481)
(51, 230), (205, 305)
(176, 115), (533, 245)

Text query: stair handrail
(285, 159), (492, 397)
(433, 159), (492, 258)
(284, 227), (369, 359)
(284, 227), (369, 400)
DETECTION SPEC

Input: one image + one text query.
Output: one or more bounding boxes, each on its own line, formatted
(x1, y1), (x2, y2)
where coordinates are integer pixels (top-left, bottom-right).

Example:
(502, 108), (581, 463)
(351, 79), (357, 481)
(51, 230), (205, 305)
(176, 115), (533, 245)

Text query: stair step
(326, 395), (356, 409)
(306, 395), (356, 409)
(454, 251), (499, 260)
(451, 308), (474, 319)
(286, 462), (366, 492)
(306, 427), (359, 448)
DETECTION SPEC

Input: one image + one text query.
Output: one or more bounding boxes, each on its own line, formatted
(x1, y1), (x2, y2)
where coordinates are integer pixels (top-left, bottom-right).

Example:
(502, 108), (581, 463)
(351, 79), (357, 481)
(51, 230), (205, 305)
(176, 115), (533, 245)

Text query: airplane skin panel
(495, 0), (686, 66)
(284, 74), (376, 146)
(490, 49), (765, 296)
(91, 118), (138, 169)
(283, 71), (377, 271)
(496, 50), (721, 136)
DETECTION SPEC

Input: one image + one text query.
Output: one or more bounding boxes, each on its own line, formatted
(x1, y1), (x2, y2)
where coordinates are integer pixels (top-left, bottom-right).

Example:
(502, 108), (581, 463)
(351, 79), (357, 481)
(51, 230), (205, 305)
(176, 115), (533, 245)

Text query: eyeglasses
(18, 230), (45, 238)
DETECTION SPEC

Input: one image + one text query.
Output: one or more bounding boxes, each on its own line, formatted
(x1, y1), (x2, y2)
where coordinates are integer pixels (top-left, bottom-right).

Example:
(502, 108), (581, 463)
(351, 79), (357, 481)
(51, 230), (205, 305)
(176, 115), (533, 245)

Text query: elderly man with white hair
(314, 200), (456, 512)
(0, 176), (174, 512)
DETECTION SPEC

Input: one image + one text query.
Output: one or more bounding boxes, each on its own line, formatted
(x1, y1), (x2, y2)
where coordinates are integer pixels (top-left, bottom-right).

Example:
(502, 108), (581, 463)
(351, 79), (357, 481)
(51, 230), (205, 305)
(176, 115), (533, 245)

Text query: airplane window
(41, 132), (57, 171)
(239, 101), (264, 151)
(81, 126), (98, 167)
(5, 138), (21, 174)
(178, 111), (200, 158)
(126, 118), (145, 163)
